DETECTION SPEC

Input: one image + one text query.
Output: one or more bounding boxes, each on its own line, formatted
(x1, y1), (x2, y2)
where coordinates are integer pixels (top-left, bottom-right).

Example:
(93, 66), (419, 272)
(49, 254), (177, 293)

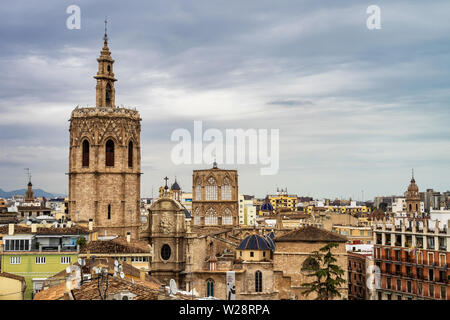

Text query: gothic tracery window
(205, 207), (218, 225)
(221, 177), (232, 200)
(205, 177), (218, 201)
(195, 178), (202, 201)
(105, 139), (115, 167)
(194, 207), (201, 225)
(222, 207), (233, 225)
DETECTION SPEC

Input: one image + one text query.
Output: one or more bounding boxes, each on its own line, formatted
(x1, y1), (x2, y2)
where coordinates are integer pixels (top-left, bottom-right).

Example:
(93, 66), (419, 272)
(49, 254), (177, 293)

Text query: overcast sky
(0, 0), (449, 200)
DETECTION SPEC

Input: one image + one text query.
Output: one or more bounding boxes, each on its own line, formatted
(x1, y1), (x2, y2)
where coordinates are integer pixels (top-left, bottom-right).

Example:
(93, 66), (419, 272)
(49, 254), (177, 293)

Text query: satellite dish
(66, 266), (71, 274)
(169, 279), (178, 295)
(119, 271), (125, 279)
(78, 258), (83, 266)
(26, 220), (32, 226)
(114, 259), (119, 267)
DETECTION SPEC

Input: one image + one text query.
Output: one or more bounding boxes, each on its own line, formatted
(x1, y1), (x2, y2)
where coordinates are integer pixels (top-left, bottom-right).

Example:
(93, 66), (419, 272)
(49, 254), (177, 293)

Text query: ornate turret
(94, 20), (117, 108)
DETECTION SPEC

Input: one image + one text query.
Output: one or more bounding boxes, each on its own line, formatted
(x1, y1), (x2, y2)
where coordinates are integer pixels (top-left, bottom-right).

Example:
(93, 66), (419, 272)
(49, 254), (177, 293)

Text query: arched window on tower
(195, 178), (202, 201)
(221, 177), (232, 200)
(106, 139), (115, 167)
(105, 83), (112, 105)
(222, 208), (233, 225)
(255, 270), (263, 292)
(205, 207), (218, 225)
(82, 140), (90, 167)
(128, 141), (133, 168)
(205, 177), (218, 200)
(107, 204), (111, 220)
(194, 207), (201, 225)
(206, 279), (214, 297)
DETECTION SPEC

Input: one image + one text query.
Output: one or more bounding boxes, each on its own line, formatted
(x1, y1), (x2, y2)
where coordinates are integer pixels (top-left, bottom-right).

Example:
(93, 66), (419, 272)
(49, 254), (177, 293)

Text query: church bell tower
(68, 22), (142, 239)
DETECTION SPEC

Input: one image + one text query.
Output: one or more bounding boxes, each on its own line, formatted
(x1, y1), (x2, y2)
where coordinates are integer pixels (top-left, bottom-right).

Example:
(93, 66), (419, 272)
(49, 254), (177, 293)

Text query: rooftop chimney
(88, 218), (93, 231)
(126, 232), (131, 243)
(31, 224), (37, 233)
(140, 269), (146, 282)
(8, 224), (14, 236)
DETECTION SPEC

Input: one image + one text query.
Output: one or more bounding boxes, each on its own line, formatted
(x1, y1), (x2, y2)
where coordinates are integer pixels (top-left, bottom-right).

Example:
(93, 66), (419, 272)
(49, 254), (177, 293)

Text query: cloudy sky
(0, 0), (449, 200)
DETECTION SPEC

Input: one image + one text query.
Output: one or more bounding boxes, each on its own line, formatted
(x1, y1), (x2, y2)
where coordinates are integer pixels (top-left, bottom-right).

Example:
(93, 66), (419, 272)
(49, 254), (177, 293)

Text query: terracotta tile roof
(33, 282), (66, 300)
(35, 225), (92, 235)
(80, 237), (151, 254)
(0, 272), (26, 282)
(71, 276), (159, 300)
(17, 205), (51, 211)
(274, 225), (347, 243)
(0, 225), (92, 235)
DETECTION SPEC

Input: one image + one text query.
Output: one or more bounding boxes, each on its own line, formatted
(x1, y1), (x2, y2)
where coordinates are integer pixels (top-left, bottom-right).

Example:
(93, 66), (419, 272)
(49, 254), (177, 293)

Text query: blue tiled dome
(265, 234), (276, 251)
(261, 202), (274, 211)
(237, 234), (272, 251)
(267, 231), (275, 239)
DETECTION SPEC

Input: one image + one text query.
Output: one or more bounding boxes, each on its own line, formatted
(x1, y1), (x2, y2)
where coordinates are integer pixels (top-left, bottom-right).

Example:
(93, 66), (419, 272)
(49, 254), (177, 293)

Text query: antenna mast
(24, 168), (31, 183)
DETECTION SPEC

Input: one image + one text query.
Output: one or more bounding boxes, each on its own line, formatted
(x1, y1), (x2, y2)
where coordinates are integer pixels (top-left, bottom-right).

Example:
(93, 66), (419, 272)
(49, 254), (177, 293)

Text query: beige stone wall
(0, 277), (24, 300)
(273, 241), (348, 300)
(68, 111), (141, 239)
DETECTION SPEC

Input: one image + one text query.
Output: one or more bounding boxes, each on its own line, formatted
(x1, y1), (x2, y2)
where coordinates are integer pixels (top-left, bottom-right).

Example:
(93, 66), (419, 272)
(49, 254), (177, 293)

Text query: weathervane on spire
(103, 17), (108, 42)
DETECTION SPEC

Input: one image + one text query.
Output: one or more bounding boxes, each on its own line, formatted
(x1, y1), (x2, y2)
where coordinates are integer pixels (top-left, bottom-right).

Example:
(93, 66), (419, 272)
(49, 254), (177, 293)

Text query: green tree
(301, 242), (346, 300)
(76, 236), (87, 247)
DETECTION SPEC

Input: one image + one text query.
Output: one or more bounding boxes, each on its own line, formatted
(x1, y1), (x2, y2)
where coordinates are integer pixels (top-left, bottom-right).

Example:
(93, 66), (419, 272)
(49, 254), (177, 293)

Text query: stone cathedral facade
(68, 35), (142, 239)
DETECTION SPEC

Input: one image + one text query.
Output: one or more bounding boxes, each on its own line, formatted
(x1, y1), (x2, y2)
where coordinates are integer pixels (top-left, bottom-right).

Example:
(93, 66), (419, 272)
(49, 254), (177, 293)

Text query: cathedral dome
(170, 180), (181, 191)
(264, 235), (276, 251)
(407, 178), (419, 192)
(237, 234), (272, 251)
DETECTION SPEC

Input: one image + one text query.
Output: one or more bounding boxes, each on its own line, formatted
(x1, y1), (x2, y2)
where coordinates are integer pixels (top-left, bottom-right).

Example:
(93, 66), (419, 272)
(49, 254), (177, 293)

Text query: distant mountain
(0, 188), (66, 199)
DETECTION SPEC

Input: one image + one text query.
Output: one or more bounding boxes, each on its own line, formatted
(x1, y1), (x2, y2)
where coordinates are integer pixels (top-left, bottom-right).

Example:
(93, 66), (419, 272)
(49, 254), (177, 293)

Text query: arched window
(205, 177), (218, 200)
(195, 178), (202, 201)
(193, 207), (201, 225)
(82, 140), (90, 167)
(408, 204), (412, 211)
(222, 208), (233, 225)
(106, 139), (115, 167)
(255, 270), (262, 292)
(128, 141), (133, 168)
(415, 204), (418, 211)
(221, 177), (232, 200)
(206, 279), (214, 297)
(205, 207), (217, 225)
(106, 83), (112, 105)
(107, 204), (111, 220)
(161, 244), (171, 260)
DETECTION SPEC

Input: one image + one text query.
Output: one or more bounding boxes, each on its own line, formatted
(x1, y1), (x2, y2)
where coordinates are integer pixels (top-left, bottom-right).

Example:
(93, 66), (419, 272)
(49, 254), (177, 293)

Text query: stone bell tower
(68, 24), (142, 239)
(405, 169), (421, 216)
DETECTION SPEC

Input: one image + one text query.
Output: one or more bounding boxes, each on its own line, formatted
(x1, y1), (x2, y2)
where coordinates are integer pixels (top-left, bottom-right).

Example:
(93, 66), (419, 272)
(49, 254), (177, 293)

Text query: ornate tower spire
(94, 19), (117, 108)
